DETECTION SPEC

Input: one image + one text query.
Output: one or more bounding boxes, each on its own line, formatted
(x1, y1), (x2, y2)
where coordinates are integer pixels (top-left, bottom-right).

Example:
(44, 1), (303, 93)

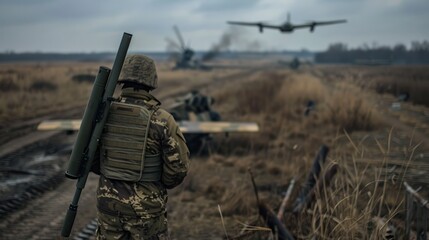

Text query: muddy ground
(0, 60), (428, 239)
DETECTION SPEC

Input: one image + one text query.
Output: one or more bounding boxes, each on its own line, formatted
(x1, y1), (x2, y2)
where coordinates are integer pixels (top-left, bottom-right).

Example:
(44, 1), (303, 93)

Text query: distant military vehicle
(168, 90), (222, 150)
(278, 57), (301, 70)
(166, 26), (210, 70)
(227, 13), (346, 34)
(169, 90), (220, 121)
(37, 91), (259, 154)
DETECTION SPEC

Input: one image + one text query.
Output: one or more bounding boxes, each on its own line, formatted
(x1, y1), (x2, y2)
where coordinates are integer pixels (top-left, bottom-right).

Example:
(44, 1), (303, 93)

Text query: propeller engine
(310, 23), (316, 32)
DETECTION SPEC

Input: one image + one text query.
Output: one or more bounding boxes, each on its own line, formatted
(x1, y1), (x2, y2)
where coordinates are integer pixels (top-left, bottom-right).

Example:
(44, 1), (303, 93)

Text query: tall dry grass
(0, 60), (241, 124)
(323, 82), (380, 131)
(175, 135), (412, 239)
(202, 69), (417, 239)
(316, 65), (429, 107)
(290, 158), (401, 238)
(2, 61), (423, 238)
(0, 62), (104, 124)
(212, 71), (380, 156)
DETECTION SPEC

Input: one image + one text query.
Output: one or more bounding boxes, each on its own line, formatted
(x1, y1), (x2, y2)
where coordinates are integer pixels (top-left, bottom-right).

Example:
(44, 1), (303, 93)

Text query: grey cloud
(196, 0), (260, 12)
(395, 0), (429, 15)
(0, 0), (428, 52)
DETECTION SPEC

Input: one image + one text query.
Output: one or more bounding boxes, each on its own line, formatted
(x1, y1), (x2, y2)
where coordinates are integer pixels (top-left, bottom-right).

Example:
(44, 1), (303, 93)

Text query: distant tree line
(315, 41), (429, 64)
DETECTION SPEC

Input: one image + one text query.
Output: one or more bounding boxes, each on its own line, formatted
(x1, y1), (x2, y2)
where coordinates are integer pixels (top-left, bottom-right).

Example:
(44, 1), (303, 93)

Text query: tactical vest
(100, 99), (162, 182)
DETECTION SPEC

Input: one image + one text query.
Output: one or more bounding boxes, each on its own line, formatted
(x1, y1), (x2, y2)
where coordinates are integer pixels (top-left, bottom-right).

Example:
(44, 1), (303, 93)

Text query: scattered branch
(248, 168), (260, 208)
(259, 202), (295, 240)
(218, 204), (229, 240)
(404, 182), (429, 209)
(293, 145), (330, 213)
(277, 178), (296, 221)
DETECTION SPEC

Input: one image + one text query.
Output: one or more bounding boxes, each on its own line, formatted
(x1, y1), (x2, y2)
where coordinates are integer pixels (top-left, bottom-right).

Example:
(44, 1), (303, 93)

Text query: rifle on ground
(61, 32), (132, 237)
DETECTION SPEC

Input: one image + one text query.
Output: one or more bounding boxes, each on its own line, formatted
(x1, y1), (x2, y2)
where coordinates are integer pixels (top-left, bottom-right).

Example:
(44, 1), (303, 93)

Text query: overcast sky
(1, 0), (428, 53)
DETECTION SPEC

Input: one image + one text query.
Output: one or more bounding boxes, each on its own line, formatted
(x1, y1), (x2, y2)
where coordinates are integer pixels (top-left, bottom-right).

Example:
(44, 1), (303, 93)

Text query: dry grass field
(1, 60), (428, 239)
(0, 62), (101, 125)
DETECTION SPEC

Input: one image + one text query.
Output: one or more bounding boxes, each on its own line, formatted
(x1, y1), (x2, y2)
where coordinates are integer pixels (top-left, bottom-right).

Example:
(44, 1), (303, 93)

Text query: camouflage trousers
(96, 209), (169, 240)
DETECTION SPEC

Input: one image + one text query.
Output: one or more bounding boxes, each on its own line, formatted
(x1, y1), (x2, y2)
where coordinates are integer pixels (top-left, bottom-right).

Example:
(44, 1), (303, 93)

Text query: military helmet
(119, 55), (158, 90)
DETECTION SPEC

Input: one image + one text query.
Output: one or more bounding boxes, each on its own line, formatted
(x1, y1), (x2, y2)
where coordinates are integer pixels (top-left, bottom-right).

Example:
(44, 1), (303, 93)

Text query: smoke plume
(202, 27), (241, 61)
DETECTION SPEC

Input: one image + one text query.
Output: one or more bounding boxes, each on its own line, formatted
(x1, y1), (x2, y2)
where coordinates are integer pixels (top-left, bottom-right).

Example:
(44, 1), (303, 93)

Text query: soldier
(93, 54), (190, 239)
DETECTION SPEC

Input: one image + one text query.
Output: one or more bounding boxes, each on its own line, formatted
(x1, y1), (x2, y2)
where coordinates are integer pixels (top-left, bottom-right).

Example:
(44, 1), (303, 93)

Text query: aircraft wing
(227, 21), (281, 30)
(312, 19), (347, 26)
(37, 120), (259, 133)
(293, 19), (347, 29)
(227, 21), (260, 26)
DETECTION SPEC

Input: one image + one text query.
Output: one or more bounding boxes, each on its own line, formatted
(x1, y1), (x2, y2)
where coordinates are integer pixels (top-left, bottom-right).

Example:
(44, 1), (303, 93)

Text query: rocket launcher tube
(61, 32), (132, 237)
(65, 66), (110, 179)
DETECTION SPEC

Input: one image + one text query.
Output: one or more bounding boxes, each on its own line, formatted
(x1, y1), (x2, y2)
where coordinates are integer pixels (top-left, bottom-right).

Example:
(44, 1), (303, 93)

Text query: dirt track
(0, 65), (266, 239)
(1, 63), (428, 239)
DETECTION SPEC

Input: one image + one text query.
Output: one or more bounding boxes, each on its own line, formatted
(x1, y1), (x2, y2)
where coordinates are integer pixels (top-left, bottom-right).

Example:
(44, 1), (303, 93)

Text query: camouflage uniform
(94, 55), (190, 240)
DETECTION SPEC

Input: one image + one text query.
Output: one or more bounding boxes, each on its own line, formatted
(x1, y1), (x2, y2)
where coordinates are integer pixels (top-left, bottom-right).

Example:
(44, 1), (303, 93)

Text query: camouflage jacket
(95, 88), (190, 218)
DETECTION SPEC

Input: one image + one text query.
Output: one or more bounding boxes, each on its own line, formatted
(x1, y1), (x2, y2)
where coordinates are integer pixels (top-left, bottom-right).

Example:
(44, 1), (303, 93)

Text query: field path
(0, 65), (266, 239)
(2, 64), (427, 239)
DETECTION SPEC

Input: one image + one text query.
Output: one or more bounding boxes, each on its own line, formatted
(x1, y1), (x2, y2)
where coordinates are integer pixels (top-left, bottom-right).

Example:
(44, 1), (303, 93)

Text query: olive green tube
(65, 66), (110, 179)
(61, 32), (132, 238)
(61, 203), (78, 236)
(103, 32), (133, 105)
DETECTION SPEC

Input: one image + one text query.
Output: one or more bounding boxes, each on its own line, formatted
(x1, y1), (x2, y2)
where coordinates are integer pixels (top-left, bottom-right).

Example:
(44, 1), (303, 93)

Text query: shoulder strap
(120, 96), (159, 112)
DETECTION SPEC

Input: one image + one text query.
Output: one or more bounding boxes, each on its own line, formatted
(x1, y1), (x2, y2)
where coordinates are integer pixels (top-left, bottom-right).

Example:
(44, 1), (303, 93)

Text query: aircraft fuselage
(279, 23), (294, 33)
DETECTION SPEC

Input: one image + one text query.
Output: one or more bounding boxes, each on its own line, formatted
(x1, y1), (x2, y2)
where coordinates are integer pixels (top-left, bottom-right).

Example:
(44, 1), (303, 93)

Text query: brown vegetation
(71, 74), (96, 83)
(212, 70), (380, 156)
(316, 65), (429, 107)
(0, 78), (20, 92)
(170, 65), (427, 239)
(29, 79), (58, 91)
(0, 62), (104, 123)
(2, 61), (428, 239)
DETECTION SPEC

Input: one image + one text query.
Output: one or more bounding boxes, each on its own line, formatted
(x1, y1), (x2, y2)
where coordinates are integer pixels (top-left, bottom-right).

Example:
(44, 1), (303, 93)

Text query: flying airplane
(227, 13), (347, 33)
